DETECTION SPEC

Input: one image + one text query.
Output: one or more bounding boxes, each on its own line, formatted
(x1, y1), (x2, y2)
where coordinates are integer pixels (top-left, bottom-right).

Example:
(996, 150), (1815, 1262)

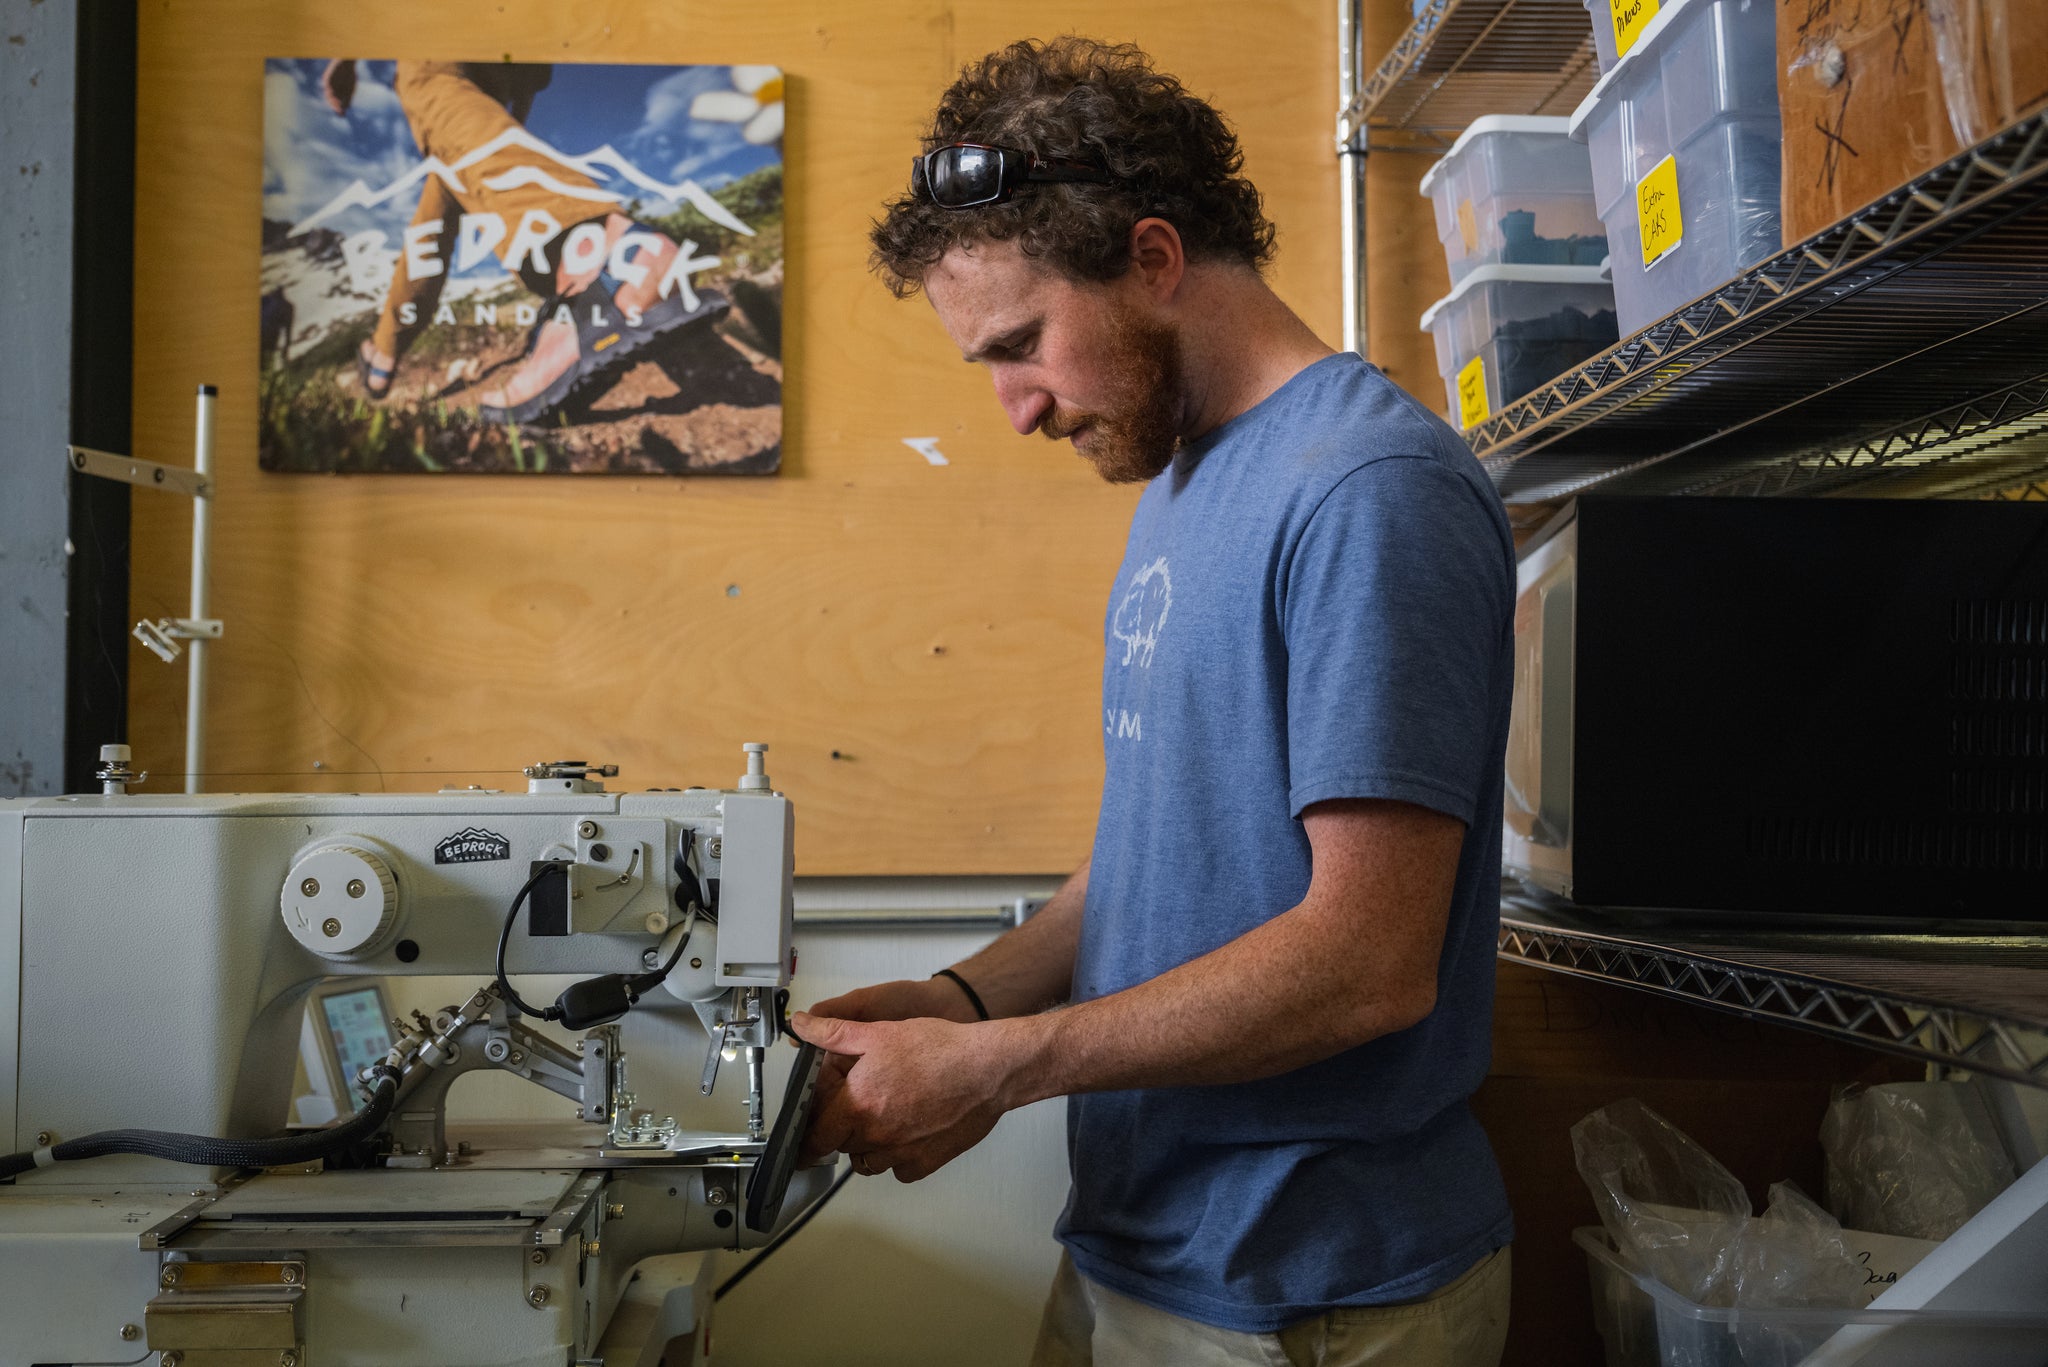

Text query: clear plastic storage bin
(1420, 116), (1607, 282)
(1578, 1228), (2048, 1367)
(1584, 0), (1619, 72)
(1583, 0), (1669, 73)
(1570, 0), (1782, 338)
(1420, 264), (1617, 429)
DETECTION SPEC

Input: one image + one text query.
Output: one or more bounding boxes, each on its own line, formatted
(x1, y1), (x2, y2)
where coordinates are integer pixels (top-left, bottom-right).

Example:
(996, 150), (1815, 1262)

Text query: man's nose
(992, 370), (1053, 435)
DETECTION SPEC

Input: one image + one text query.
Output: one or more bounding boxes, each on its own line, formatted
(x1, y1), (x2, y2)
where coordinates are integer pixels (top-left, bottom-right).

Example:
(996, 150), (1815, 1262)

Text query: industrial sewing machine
(0, 744), (833, 1367)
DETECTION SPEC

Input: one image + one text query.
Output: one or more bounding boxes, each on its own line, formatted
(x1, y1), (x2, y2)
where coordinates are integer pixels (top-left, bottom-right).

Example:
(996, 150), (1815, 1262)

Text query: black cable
(498, 860), (703, 1030)
(673, 839), (707, 919)
(0, 1066), (402, 1182)
(714, 1163), (854, 1301)
(496, 861), (569, 1022)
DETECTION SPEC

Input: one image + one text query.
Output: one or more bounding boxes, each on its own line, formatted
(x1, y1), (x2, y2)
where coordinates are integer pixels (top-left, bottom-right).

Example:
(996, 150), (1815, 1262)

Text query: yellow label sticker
(1636, 153), (1683, 269)
(1456, 198), (1479, 256)
(1609, 0), (1661, 57)
(1457, 354), (1489, 429)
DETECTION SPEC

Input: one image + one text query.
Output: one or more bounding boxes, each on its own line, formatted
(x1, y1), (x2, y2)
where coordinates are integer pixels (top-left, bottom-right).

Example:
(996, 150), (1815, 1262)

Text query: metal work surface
(444, 1122), (762, 1168)
(163, 1170), (607, 1252)
(1342, 0), (1597, 149)
(1469, 113), (2048, 520)
(203, 1167), (582, 1218)
(1499, 894), (2048, 1088)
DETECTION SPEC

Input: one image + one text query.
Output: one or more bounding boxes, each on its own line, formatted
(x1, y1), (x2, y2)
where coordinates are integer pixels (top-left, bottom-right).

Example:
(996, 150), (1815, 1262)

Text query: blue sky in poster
(262, 58), (781, 275)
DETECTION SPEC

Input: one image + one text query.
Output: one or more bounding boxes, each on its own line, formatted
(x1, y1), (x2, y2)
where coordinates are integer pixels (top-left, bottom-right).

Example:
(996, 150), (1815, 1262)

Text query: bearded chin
(1060, 315), (1185, 485)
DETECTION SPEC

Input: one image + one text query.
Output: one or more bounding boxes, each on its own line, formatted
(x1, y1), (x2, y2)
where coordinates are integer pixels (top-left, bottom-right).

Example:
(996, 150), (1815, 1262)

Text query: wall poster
(261, 60), (784, 474)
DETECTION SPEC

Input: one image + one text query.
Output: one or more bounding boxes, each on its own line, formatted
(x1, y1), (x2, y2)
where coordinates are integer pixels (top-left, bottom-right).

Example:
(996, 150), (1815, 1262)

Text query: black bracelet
(933, 967), (991, 1022)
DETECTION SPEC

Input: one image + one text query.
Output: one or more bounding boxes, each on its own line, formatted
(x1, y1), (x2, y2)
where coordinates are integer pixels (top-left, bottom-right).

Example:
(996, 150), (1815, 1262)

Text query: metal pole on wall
(185, 383), (216, 794)
(1337, 0), (1368, 357)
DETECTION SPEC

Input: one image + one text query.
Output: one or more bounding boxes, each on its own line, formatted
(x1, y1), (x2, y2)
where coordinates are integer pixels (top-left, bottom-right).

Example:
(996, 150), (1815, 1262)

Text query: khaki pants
(1030, 1246), (1510, 1367)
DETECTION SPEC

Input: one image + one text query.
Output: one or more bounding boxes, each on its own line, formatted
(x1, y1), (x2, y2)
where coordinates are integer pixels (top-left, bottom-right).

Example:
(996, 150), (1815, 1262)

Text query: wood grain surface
(125, 1), (1443, 873)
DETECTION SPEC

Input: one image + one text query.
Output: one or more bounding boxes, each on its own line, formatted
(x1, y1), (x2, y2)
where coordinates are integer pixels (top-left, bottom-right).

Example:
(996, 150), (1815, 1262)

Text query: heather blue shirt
(1055, 353), (1516, 1333)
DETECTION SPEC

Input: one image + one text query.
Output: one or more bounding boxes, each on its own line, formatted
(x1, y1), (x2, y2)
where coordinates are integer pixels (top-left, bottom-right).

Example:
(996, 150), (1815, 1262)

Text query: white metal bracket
(133, 617), (225, 664)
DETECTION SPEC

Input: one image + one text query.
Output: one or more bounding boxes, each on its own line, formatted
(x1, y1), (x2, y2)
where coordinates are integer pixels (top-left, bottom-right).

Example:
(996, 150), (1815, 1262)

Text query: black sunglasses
(912, 142), (1117, 208)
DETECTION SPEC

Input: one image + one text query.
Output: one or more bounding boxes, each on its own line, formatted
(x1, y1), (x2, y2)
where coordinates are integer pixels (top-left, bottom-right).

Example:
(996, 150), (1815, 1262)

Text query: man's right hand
(808, 975), (982, 1026)
(797, 975), (982, 1170)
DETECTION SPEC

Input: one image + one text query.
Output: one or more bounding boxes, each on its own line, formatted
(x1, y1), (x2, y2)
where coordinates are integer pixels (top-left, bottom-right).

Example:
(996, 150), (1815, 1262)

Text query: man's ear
(1128, 217), (1186, 301)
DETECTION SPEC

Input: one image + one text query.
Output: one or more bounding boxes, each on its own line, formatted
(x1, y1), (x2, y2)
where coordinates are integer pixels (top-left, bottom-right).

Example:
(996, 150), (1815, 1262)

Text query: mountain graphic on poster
(287, 126), (756, 240)
(260, 59), (784, 476)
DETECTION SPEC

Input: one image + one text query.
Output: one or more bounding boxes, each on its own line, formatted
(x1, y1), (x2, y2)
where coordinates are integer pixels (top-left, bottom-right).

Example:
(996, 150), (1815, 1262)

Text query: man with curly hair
(794, 37), (1515, 1366)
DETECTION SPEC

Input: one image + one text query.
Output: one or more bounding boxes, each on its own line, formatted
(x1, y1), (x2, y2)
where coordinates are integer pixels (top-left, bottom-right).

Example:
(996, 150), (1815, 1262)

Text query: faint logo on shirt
(1111, 557), (1172, 668)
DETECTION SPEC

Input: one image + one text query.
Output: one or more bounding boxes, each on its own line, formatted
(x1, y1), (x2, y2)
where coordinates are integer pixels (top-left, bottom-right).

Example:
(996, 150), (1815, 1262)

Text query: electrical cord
(495, 858), (703, 1031)
(0, 1065), (402, 1182)
(714, 1162), (854, 1301)
(495, 861), (570, 1022)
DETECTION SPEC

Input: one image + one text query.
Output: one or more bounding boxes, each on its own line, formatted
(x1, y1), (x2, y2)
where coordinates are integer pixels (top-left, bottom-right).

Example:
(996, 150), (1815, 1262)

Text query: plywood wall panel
(125, 1), (1451, 873)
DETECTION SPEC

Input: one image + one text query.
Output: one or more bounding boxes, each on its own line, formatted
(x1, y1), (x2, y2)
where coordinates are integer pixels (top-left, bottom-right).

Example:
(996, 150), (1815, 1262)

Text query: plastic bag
(1728, 1181), (1869, 1310)
(1572, 1098), (1752, 1305)
(1573, 1100), (1869, 1315)
(1820, 1082), (2016, 1241)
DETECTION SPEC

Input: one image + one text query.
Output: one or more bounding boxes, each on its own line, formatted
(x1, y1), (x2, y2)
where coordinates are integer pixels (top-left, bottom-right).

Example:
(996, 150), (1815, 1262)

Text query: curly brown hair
(869, 37), (1276, 298)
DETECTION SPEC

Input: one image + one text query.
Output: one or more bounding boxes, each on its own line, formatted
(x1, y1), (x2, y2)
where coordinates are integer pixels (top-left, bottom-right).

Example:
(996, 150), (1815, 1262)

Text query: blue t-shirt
(1055, 353), (1516, 1333)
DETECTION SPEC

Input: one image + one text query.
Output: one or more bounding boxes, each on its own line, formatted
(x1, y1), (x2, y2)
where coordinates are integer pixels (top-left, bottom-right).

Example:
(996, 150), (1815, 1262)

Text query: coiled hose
(0, 1064), (402, 1181)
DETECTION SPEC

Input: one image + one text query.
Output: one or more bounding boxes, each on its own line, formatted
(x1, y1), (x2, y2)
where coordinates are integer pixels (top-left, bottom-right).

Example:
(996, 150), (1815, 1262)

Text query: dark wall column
(65, 0), (138, 791)
(0, 0), (136, 796)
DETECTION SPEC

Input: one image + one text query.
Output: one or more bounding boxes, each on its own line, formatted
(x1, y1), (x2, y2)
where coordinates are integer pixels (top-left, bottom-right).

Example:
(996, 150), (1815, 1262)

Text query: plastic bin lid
(1418, 262), (1612, 331)
(1567, 0), (1707, 142)
(1573, 1228), (2048, 1330)
(1418, 115), (1576, 196)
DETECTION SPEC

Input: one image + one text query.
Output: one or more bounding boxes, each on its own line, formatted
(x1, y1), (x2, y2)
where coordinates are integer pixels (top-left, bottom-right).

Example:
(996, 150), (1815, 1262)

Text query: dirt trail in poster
(261, 59), (784, 474)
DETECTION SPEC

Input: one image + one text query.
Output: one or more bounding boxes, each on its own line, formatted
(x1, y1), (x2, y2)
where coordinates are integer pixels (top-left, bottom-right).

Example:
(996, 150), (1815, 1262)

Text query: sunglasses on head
(912, 142), (1117, 208)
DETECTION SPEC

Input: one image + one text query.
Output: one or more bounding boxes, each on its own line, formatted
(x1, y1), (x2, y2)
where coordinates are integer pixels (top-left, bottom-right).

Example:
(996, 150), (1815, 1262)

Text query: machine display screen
(320, 986), (393, 1112)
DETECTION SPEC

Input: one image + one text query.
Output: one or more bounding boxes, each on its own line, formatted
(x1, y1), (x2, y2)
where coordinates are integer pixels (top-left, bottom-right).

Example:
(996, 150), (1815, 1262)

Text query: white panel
(0, 1189), (186, 1363)
(717, 793), (795, 986)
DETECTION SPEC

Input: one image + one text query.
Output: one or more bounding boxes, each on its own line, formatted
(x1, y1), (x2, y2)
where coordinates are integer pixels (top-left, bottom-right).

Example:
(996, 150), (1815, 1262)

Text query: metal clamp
(606, 1046), (681, 1152)
(379, 984), (609, 1164)
(524, 761), (619, 781)
(525, 761), (620, 795)
(133, 616), (226, 664)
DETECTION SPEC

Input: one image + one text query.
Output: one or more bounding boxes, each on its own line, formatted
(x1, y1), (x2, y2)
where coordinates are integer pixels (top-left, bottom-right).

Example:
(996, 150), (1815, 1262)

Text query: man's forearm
(994, 894), (1421, 1106)
(992, 803), (1463, 1107)
(944, 858), (1088, 1019)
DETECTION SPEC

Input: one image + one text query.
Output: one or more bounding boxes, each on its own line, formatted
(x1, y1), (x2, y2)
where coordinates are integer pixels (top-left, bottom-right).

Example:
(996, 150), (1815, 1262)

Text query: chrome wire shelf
(1341, 0), (1597, 151)
(1499, 901), (2048, 1089)
(1470, 113), (2048, 523)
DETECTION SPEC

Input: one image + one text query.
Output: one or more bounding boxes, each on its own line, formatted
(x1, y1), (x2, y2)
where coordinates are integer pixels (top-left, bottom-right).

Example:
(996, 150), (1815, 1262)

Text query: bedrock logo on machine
(435, 828), (512, 864)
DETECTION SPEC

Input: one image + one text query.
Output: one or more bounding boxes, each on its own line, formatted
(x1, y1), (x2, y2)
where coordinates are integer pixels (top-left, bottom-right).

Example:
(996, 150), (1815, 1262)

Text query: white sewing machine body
(0, 754), (831, 1367)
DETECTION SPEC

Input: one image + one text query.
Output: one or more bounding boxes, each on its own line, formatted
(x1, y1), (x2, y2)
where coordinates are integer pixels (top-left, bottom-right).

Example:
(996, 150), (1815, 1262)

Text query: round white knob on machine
(658, 920), (723, 1002)
(280, 845), (399, 960)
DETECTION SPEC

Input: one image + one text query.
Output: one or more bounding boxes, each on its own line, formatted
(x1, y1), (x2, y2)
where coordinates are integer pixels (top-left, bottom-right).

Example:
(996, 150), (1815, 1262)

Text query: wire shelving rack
(1467, 112), (2048, 525)
(1498, 896), (2048, 1090)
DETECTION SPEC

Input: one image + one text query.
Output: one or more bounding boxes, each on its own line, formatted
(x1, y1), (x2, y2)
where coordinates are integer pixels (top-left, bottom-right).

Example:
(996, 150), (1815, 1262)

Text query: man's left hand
(791, 1010), (1023, 1183)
